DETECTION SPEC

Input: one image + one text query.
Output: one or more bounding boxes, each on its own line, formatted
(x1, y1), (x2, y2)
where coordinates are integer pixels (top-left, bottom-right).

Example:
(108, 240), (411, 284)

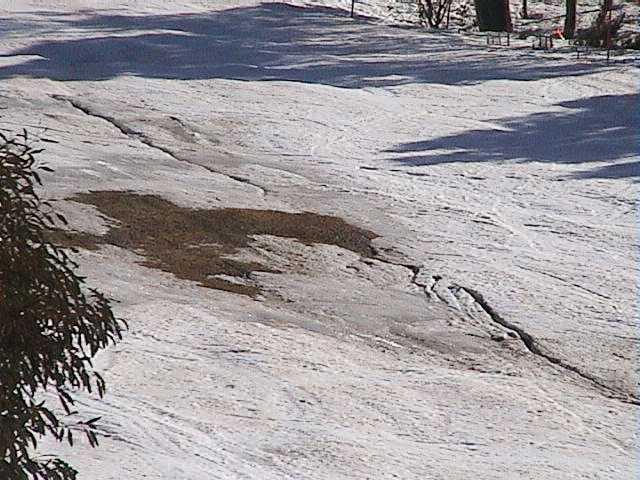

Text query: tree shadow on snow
(0, 3), (608, 87)
(571, 160), (640, 180)
(383, 93), (639, 180)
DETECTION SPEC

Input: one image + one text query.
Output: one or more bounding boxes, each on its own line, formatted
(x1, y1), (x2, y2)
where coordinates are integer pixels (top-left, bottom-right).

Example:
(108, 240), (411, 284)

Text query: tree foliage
(0, 132), (126, 479)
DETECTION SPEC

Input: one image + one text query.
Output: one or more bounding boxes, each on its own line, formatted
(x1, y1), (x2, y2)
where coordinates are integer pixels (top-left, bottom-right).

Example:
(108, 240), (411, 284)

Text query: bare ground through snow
(0, 1), (638, 478)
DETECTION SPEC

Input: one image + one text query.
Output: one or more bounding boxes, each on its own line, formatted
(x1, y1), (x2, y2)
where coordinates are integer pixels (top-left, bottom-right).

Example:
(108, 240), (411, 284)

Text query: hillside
(0, 1), (637, 478)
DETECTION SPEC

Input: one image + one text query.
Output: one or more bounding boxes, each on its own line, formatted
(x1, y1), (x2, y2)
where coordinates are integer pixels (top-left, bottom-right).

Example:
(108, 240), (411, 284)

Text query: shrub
(417, 0), (454, 28)
(0, 131), (126, 479)
(576, 9), (626, 47)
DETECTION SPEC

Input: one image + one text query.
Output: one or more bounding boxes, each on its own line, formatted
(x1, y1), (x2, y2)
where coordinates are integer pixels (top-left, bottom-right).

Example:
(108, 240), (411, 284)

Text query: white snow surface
(0, 1), (638, 478)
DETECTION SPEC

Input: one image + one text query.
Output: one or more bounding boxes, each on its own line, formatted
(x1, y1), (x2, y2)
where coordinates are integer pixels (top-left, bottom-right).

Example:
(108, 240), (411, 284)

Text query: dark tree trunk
(475, 0), (513, 32)
(564, 0), (577, 39)
(522, 0), (528, 19)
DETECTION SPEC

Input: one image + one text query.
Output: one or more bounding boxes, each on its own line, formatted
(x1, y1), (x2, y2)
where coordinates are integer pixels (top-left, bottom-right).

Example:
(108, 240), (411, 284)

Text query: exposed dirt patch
(49, 191), (377, 296)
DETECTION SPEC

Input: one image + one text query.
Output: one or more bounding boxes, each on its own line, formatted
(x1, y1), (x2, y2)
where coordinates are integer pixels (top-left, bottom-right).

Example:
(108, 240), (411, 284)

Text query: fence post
(351, 0), (355, 17)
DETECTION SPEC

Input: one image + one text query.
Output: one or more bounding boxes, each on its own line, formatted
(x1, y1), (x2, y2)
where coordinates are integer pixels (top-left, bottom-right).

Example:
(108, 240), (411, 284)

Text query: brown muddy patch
(50, 191), (377, 296)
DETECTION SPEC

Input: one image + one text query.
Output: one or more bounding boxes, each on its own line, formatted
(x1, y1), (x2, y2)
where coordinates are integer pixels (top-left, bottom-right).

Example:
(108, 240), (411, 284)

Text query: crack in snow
(51, 95), (268, 196)
(371, 247), (639, 405)
(449, 285), (638, 404)
(47, 93), (637, 403)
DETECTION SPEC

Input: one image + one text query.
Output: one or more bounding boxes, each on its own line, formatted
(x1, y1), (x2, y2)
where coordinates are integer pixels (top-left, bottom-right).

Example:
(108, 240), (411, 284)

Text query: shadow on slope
(383, 93), (639, 178)
(571, 160), (640, 180)
(0, 3), (605, 87)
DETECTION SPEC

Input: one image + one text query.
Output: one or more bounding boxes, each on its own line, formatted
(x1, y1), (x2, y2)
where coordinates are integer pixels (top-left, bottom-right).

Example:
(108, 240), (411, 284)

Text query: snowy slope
(0, 1), (637, 479)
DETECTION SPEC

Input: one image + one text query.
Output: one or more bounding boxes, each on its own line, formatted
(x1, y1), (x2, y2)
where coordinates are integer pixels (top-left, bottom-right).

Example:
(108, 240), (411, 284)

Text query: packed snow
(0, 0), (637, 478)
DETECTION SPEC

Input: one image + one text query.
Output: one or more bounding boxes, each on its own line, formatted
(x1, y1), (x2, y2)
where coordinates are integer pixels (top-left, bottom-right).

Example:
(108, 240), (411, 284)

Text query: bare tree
(576, 0), (625, 47)
(417, 0), (454, 28)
